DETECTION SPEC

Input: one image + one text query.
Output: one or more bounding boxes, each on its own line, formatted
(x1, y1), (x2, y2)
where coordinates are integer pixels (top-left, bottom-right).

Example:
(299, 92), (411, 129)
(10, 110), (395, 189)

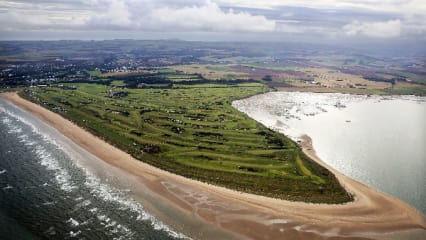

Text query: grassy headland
(20, 82), (352, 204)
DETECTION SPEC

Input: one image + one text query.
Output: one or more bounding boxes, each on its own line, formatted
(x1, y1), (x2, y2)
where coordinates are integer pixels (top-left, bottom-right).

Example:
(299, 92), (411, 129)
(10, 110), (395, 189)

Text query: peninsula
(1, 40), (425, 239)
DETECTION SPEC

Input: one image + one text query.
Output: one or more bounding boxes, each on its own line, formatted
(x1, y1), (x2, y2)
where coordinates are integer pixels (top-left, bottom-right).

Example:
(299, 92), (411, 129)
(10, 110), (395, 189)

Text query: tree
(262, 75), (273, 81)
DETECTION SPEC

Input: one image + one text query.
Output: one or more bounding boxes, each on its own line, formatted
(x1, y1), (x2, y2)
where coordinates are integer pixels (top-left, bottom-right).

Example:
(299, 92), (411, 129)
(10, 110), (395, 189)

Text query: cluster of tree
(111, 73), (261, 89)
(364, 76), (396, 83)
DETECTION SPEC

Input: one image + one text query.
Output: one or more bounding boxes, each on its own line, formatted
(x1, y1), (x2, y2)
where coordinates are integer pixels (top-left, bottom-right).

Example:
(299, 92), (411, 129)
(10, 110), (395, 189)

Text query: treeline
(58, 78), (113, 85)
(363, 76), (400, 84)
(118, 73), (173, 88)
(110, 73), (262, 88)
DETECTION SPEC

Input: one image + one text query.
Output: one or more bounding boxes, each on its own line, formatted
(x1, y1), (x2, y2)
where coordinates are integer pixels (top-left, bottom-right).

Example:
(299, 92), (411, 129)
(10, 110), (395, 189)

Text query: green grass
(295, 154), (325, 184)
(386, 87), (426, 96)
(21, 82), (352, 203)
(110, 80), (127, 87)
(87, 69), (102, 77)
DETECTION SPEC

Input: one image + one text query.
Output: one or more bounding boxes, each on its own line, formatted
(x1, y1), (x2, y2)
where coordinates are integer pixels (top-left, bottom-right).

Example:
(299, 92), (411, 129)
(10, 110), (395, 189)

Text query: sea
(233, 92), (426, 215)
(0, 98), (190, 240)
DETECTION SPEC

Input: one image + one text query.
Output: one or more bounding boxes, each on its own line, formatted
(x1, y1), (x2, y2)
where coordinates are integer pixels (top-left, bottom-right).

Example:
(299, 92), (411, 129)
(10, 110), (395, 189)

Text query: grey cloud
(77, 0), (276, 32)
(0, 0), (425, 42)
(343, 19), (402, 38)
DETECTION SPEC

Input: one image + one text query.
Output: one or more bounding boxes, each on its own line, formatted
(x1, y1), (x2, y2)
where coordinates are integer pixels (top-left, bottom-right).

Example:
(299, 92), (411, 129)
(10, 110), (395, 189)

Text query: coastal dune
(2, 92), (425, 240)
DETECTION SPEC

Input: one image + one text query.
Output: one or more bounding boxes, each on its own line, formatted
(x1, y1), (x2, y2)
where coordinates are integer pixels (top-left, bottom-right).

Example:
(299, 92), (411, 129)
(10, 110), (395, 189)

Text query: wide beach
(1, 92), (425, 240)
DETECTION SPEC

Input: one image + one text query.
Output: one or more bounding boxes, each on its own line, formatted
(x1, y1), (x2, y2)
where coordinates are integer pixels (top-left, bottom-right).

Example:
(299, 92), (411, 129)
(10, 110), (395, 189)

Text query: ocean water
(0, 98), (189, 240)
(233, 92), (426, 214)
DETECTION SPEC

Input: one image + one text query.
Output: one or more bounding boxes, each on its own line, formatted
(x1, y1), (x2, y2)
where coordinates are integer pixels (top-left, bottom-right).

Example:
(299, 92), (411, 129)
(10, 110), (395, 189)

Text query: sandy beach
(1, 92), (425, 240)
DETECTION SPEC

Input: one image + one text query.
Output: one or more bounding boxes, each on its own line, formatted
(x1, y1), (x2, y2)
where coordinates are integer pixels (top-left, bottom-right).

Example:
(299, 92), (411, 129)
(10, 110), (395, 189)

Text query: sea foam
(0, 100), (191, 239)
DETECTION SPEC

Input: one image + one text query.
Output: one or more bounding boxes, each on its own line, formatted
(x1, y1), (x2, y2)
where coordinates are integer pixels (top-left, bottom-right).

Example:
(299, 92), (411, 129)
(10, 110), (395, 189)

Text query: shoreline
(1, 92), (425, 239)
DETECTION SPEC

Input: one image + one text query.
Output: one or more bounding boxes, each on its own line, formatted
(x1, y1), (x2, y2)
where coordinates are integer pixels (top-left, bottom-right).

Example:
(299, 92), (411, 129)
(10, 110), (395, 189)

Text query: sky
(0, 0), (425, 45)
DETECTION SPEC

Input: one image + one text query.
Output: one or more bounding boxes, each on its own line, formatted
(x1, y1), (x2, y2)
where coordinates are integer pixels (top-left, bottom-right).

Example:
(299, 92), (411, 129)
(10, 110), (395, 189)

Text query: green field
(21, 82), (352, 203)
(86, 69), (102, 77)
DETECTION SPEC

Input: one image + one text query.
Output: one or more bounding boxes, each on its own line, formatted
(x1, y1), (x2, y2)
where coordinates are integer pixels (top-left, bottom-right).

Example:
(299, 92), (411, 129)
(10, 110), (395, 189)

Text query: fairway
(21, 82), (352, 203)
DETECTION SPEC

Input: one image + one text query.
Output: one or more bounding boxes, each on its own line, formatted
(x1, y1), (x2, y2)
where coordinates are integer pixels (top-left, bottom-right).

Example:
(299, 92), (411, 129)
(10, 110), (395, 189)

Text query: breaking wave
(0, 101), (190, 239)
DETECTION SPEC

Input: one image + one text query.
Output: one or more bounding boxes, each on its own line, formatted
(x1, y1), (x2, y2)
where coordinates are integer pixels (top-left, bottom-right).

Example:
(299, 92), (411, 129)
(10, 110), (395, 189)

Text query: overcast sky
(1, 0), (425, 44)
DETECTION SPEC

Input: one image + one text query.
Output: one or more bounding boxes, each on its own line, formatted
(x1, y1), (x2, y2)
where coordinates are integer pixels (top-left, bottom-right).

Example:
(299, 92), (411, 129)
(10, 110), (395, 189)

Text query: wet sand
(2, 92), (425, 240)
